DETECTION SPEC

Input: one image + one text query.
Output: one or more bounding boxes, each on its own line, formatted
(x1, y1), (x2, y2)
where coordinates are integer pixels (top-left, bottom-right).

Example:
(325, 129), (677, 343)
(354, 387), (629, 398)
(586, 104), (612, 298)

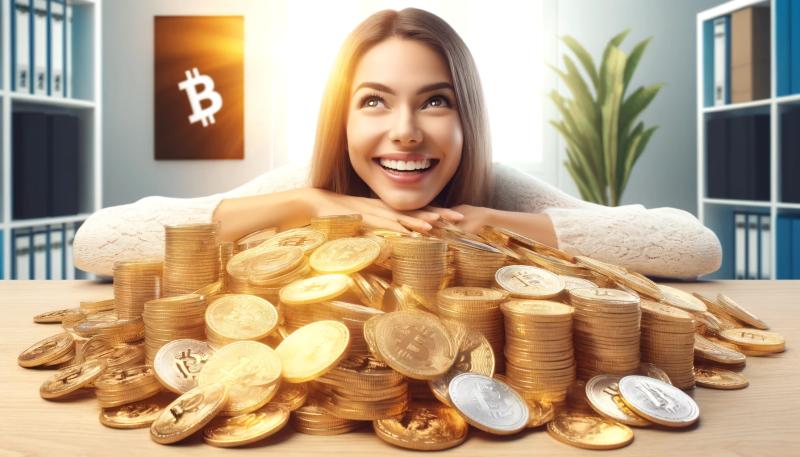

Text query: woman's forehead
(350, 37), (452, 95)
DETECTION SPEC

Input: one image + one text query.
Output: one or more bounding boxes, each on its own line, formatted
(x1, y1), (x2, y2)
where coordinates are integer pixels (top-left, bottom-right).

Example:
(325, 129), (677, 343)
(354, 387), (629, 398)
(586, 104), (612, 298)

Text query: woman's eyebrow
(353, 81), (454, 96)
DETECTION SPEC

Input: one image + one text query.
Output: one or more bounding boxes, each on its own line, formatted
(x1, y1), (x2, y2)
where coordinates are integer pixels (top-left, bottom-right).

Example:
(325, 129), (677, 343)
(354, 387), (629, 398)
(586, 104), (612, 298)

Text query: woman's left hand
(446, 204), (495, 234)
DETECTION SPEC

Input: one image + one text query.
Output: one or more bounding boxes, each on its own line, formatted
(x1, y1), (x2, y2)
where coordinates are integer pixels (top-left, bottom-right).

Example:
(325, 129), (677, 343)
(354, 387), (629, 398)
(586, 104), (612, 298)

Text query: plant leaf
(562, 35), (600, 94)
(623, 37), (652, 92)
(620, 84), (663, 138)
(598, 29), (631, 103)
(620, 125), (658, 199)
(600, 46), (627, 206)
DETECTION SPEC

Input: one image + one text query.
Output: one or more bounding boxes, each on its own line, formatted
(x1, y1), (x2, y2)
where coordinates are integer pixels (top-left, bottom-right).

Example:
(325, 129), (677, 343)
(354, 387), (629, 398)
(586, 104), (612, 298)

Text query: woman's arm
(211, 189), (312, 243)
(449, 204), (558, 248)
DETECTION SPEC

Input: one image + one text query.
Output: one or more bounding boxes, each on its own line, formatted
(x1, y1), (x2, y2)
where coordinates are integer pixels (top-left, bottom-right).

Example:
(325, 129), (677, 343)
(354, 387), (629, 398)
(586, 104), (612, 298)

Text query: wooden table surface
(1, 279), (798, 456)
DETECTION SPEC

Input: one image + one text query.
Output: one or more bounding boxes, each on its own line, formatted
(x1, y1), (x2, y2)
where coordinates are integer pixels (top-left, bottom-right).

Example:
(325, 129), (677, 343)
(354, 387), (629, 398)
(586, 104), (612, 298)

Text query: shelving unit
(0, 0), (101, 279)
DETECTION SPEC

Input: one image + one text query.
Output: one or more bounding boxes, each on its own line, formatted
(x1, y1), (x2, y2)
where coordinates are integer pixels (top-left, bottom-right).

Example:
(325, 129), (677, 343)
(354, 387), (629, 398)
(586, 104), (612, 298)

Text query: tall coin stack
(142, 294), (207, 362)
(437, 287), (508, 373)
(163, 223), (220, 296)
(449, 237), (506, 287)
(218, 241), (234, 287)
(312, 355), (408, 420)
(501, 299), (576, 403)
(112, 260), (163, 320)
(568, 287), (641, 380)
(640, 299), (696, 389)
(310, 214), (362, 240)
(390, 237), (448, 306)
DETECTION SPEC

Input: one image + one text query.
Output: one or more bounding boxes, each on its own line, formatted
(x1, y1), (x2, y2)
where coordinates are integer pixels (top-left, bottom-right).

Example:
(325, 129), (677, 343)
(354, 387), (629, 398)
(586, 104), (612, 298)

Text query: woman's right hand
(300, 188), (463, 234)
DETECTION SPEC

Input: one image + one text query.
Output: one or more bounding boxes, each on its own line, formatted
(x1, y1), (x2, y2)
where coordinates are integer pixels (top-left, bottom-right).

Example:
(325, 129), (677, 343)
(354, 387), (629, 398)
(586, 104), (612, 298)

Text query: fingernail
(424, 223), (433, 230)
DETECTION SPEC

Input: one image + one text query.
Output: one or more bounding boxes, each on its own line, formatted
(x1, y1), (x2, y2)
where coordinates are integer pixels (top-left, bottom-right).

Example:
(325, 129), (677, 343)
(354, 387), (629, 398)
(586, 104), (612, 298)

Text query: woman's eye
(425, 95), (451, 109)
(361, 95), (385, 109)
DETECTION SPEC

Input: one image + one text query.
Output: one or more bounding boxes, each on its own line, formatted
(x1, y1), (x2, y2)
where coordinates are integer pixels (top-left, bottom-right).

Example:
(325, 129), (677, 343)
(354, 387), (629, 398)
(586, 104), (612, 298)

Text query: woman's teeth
(378, 158), (432, 172)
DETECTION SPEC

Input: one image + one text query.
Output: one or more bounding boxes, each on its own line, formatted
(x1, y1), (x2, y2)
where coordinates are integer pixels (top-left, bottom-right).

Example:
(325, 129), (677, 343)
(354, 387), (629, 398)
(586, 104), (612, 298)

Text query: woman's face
(346, 37), (463, 211)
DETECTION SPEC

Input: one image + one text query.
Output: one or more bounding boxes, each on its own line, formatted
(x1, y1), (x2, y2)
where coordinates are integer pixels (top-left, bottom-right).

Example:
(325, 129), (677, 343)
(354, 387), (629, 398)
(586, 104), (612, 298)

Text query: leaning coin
(448, 373), (528, 435)
(18, 332), (75, 368)
(373, 401), (468, 451)
(150, 382), (228, 444)
(154, 339), (214, 394)
(33, 308), (79, 324)
(585, 375), (651, 427)
(693, 366), (749, 390)
(100, 393), (175, 429)
(40, 358), (107, 399)
(618, 375), (699, 428)
(203, 403), (290, 448)
(547, 411), (634, 450)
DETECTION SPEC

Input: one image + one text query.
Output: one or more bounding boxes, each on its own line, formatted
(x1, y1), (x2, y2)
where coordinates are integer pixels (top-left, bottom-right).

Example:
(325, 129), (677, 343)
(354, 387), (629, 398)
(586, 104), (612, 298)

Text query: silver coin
(448, 373), (529, 435)
(618, 375), (699, 428)
(153, 339), (214, 394)
(585, 374), (651, 427)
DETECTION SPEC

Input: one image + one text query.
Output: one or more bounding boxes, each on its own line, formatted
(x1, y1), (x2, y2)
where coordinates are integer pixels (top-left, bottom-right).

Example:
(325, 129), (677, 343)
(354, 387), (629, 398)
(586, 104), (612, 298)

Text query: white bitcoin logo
(178, 67), (223, 127)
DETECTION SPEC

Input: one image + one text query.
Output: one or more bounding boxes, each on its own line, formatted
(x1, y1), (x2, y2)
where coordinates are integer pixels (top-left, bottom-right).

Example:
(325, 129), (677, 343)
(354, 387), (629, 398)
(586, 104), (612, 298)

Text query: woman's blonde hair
(310, 7), (493, 208)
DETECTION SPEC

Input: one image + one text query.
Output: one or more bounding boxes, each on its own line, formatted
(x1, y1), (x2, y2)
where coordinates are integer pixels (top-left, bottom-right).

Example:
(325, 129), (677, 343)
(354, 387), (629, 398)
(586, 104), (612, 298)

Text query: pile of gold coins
(17, 216), (788, 451)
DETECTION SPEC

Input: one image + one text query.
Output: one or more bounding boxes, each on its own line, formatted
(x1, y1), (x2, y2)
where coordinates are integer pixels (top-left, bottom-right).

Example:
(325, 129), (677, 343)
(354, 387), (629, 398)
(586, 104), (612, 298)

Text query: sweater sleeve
(73, 162), (311, 277)
(490, 163), (722, 280)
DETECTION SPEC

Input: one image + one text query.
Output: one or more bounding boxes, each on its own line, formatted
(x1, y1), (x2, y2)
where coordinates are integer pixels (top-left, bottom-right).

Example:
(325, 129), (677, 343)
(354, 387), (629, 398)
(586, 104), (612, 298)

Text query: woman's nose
(388, 107), (423, 147)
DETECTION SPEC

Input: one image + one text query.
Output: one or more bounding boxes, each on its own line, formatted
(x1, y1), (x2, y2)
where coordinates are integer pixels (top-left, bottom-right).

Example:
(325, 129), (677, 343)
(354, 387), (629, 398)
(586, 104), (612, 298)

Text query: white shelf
(703, 198), (772, 207)
(776, 202), (800, 210)
(0, 0), (102, 279)
(702, 98), (771, 113)
(776, 93), (800, 105)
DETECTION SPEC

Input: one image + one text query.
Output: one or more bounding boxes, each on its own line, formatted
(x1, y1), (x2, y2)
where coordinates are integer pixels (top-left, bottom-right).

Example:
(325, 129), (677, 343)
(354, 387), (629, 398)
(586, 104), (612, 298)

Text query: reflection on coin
(495, 265), (565, 299)
(693, 365), (749, 390)
(100, 393), (174, 429)
(154, 339), (214, 394)
(203, 403), (290, 447)
(618, 375), (699, 428)
(585, 375), (651, 427)
(205, 294), (278, 342)
(309, 237), (381, 274)
(373, 401), (468, 451)
(40, 358), (107, 399)
(657, 285), (708, 313)
(275, 320), (350, 383)
(547, 411), (634, 450)
(150, 382), (229, 444)
(279, 274), (354, 305)
(448, 373), (528, 435)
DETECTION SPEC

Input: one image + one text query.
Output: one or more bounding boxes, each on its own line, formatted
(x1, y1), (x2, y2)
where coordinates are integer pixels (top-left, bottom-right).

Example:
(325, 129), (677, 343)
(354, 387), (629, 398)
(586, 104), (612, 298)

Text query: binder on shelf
(713, 15), (731, 106)
(50, 0), (65, 97)
(703, 19), (715, 107)
(66, 3), (72, 98)
(747, 213), (760, 279)
(781, 109), (800, 203)
(48, 113), (80, 216)
(12, 0), (32, 93)
(730, 6), (770, 103)
(793, 217), (800, 280)
(724, 114), (769, 201)
(777, 0), (792, 96)
(759, 214), (771, 280)
(706, 117), (728, 198)
(777, 215), (793, 279)
(13, 112), (50, 220)
(734, 212), (747, 280)
(727, 116), (750, 200)
(33, 0), (48, 96)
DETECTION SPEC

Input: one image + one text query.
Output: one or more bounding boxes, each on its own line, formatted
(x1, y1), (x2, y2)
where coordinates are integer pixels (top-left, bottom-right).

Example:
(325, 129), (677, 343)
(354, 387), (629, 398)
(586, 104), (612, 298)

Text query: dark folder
(13, 112), (49, 219)
(47, 113), (80, 216)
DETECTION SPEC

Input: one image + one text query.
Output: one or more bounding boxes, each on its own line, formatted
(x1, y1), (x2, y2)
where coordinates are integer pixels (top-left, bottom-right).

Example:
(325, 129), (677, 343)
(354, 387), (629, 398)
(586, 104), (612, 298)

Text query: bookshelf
(0, 0), (101, 279)
(696, 0), (800, 279)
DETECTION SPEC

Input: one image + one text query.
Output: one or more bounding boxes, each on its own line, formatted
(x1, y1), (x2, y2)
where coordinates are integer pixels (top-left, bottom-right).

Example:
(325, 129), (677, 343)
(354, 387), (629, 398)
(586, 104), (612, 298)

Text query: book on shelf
(705, 113), (769, 201)
(11, 0), (73, 97)
(713, 15), (731, 106)
(734, 211), (771, 280)
(730, 6), (770, 103)
(782, 109), (800, 203)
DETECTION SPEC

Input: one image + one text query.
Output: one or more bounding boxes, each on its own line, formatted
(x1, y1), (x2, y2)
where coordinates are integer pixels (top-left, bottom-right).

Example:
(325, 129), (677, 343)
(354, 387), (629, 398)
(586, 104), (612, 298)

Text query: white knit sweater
(73, 161), (722, 280)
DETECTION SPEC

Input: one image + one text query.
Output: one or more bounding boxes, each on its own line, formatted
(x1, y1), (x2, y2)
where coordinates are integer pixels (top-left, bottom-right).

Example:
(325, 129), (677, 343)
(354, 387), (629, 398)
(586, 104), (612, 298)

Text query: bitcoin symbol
(178, 67), (223, 127)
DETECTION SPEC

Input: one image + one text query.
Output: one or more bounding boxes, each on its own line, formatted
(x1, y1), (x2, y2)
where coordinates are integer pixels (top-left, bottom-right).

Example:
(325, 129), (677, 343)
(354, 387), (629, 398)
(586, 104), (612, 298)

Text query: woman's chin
(375, 191), (435, 212)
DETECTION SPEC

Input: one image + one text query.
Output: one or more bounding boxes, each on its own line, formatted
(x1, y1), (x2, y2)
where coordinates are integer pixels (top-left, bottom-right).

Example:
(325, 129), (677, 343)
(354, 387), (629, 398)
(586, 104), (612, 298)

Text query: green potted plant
(549, 29), (662, 206)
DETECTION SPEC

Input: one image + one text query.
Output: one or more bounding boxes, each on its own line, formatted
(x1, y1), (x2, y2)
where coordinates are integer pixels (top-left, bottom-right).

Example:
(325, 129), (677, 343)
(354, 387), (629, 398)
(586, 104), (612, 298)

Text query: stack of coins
(205, 294), (279, 348)
(163, 223), (220, 296)
(568, 287), (641, 380)
(279, 274), (358, 328)
(640, 300), (696, 389)
(390, 237), (448, 305)
(112, 260), (163, 320)
(448, 237), (506, 287)
(218, 242), (234, 287)
(73, 314), (145, 345)
(235, 227), (278, 252)
(79, 335), (146, 370)
(310, 214), (362, 240)
(325, 301), (383, 357)
(313, 355), (408, 420)
(142, 294), (206, 362)
(437, 287), (508, 372)
(94, 365), (163, 408)
(292, 401), (363, 435)
(350, 272), (388, 309)
(501, 300), (575, 403)
(495, 265), (566, 299)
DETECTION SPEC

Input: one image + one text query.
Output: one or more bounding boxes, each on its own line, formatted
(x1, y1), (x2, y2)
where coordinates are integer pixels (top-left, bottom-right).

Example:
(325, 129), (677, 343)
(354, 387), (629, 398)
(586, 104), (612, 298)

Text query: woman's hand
(448, 204), (496, 234)
(301, 188), (464, 234)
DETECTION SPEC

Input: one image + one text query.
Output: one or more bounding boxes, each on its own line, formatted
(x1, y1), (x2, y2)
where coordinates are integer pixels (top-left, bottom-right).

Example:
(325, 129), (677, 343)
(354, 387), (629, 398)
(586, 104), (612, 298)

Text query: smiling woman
(73, 7), (722, 280)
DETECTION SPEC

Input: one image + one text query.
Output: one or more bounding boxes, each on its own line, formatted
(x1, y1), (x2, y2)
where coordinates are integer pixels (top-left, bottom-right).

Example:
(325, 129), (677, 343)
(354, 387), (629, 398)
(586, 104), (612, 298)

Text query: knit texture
(73, 161), (721, 279)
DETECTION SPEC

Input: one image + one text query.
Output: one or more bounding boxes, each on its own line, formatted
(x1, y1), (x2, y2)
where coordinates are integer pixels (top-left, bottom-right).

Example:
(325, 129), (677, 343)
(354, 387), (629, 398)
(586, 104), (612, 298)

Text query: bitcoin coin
(154, 339), (214, 394)
(279, 274), (354, 305)
(495, 265), (565, 299)
(275, 320), (350, 383)
(618, 375), (699, 428)
(100, 393), (174, 429)
(693, 365), (749, 390)
(150, 382), (228, 444)
(203, 403), (290, 447)
(40, 358), (108, 399)
(18, 332), (75, 368)
(309, 237), (381, 274)
(448, 373), (528, 435)
(547, 411), (634, 450)
(374, 310), (456, 380)
(373, 401), (468, 451)
(585, 374), (651, 427)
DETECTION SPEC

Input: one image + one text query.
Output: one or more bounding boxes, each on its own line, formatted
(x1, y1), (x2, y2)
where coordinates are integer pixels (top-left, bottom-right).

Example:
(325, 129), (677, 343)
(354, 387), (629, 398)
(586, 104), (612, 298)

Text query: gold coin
(18, 332), (75, 368)
(205, 294), (278, 341)
(33, 308), (79, 324)
(198, 341), (282, 415)
(585, 375), (651, 427)
(694, 334), (746, 365)
(203, 403), (290, 447)
(373, 401), (468, 451)
(495, 265), (565, 299)
(716, 293), (769, 330)
(150, 382), (229, 444)
(153, 339), (214, 394)
(374, 310), (456, 380)
(525, 398), (555, 428)
(40, 358), (108, 399)
(657, 285), (708, 313)
(429, 326), (495, 406)
(257, 227), (327, 254)
(99, 393), (174, 429)
(547, 411), (634, 450)
(693, 365), (749, 390)
(618, 375), (699, 428)
(271, 382), (308, 412)
(279, 274), (354, 305)
(276, 320), (350, 383)
(719, 328), (785, 353)
(309, 237), (381, 274)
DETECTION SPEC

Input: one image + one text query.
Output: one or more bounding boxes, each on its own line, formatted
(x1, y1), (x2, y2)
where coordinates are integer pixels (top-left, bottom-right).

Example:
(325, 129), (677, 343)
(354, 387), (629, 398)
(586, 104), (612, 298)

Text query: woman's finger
(361, 213), (411, 234)
(424, 206), (464, 221)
